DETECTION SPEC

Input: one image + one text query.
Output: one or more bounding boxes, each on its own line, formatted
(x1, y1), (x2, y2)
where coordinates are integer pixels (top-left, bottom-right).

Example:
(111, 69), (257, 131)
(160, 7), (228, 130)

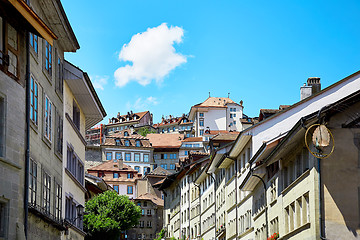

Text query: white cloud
(91, 75), (108, 90)
(114, 23), (187, 87)
(127, 97), (159, 110)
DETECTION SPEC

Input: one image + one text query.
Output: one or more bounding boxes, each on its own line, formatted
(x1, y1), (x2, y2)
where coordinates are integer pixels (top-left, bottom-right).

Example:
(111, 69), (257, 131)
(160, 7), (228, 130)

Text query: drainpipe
(234, 158), (238, 239)
(24, 29), (31, 239)
(318, 156), (326, 240)
(250, 169), (268, 239)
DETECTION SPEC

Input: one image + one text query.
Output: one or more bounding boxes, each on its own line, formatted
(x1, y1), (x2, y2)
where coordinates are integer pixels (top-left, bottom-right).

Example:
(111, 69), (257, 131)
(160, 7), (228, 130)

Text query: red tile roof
(182, 137), (203, 142)
(193, 97), (237, 108)
(147, 133), (184, 148)
(135, 193), (164, 206)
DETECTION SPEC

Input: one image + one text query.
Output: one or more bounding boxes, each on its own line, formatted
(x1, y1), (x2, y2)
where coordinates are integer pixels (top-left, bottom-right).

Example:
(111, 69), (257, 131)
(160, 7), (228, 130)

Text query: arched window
(124, 131), (129, 136)
(135, 140), (141, 147)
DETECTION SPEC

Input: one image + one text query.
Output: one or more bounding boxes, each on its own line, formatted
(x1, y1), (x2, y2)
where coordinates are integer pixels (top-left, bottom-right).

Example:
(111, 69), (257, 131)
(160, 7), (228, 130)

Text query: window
(0, 200), (7, 238)
(44, 95), (52, 141)
(141, 209), (145, 216)
(73, 100), (80, 130)
(161, 164), (167, 170)
(115, 139), (121, 146)
(125, 153), (131, 161)
(134, 153), (140, 162)
(147, 221), (152, 227)
(199, 113), (204, 117)
(30, 33), (38, 53)
(106, 152), (112, 160)
(125, 140), (130, 146)
(144, 167), (150, 175)
(29, 159), (37, 204)
(0, 96), (4, 157)
(127, 173), (133, 179)
(42, 171), (51, 214)
(54, 182), (62, 221)
(234, 114), (236, 117)
(56, 55), (63, 94)
(163, 154), (167, 159)
(233, 121), (236, 125)
(115, 152), (122, 160)
(199, 130), (204, 136)
(185, 150), (188, 156)
(170, 164), (176, 170)
(144, 154), (149, 162)
(147, 209), (152, 216)
(127, 185), (133, 194)
(30, 77), (38, 125)
(173, 126), (176, 131)
(143, 201), (147, 207)
(139, 221), (144, 228)
(113, 173), (119, 178)
(45, 40), (52, 75)
(136, 140), (141, 147)
(7, 24), (19, 77)
(199, 119), (204, 126)
(230, 114), (233, 118)
(124, 131), (129, 136)
(113, 185), (119, 193)
(135, 166), (140, 172)
(66, 146), (84, 185)
(65, 197), (83, 230)
(55, 111), (63, 156)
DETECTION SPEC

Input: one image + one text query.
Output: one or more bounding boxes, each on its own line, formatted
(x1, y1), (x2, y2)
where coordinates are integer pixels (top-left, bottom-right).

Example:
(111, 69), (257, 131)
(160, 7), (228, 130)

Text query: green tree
(137, 127), (157, 137)
(84, 190), (141, 240)
(154, 228), (166, 240)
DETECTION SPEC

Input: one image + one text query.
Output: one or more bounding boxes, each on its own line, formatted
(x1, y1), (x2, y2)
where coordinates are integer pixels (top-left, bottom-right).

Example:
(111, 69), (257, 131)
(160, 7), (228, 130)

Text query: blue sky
(63, 0), (360, 123)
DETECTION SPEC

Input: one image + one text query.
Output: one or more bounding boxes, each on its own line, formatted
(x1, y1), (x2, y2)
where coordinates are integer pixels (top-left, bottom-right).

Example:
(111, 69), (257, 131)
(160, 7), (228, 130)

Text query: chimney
(108, 118), (111, 123)
(118, 159), (123, 170)
(117, 112), (120, 118)
(307, 77), (321, 94)
(300, 77), (321, 100)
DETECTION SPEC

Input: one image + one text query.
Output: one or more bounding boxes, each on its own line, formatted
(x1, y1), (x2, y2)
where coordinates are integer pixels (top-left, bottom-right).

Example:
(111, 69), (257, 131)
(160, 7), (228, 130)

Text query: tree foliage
(137, 127), (157, 137)
(84, 191), (141, 240)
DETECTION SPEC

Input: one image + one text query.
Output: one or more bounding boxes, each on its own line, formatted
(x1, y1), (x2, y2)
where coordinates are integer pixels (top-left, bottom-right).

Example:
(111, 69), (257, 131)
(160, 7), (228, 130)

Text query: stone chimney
(300, 77), (321, 100)
(118, 159), (123, 170)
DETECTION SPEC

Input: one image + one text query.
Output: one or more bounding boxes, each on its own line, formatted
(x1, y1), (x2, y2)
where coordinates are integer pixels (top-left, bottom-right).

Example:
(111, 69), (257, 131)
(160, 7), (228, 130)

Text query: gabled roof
(211, 132), (240, 141)
(135, 193), (164, 207)
(107, 111), (150, 126)
(194, 97), (237, 108)
(88, 160), (137, 172)
(147, 133), (184, 148)
(182, 137), (203, 142)
(148, 167), (172, 176)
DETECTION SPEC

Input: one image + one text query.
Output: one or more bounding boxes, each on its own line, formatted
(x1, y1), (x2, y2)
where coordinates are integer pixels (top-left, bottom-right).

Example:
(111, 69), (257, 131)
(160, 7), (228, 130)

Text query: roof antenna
(209, 92), (211, 97)
(228, 92), (230, 98)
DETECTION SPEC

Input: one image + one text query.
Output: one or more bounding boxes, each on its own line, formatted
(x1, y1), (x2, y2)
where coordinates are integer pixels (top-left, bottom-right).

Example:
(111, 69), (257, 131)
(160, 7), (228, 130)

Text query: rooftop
(147, 133), (184, 148)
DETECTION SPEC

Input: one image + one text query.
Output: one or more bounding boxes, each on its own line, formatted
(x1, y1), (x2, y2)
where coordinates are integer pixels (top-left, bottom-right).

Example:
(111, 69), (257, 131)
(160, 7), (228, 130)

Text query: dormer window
(115, 139), (121, 146)
(135, 140), (141, 147)
(124, 131), (129, 136)
(184, 119), (187, 123)
(125, 140), (130, 146)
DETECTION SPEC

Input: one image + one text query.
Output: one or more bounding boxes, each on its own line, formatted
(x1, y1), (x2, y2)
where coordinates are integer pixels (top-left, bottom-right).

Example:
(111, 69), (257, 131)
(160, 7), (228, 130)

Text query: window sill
(279, 222), (310, 239)
(67, 222), (86, 237)
(55, 88), (63, 103)
(42, 69), (52, 85)
(54, 150), (62, 162)
(30, 119), (38, 134)
(42, 135), (52, 149)
(253, 207), (266, 221)
(238, 226), (254, 238)
(65, 113), (86, 146)
(0, 156), (21, 169)
(65, 168), (86, 193)
(281, 169), (310, 195)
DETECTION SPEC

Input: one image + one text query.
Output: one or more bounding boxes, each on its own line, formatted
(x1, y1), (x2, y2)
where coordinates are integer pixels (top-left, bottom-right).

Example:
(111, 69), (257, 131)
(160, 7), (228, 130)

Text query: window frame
(30, 76), (38, 125)
(44, 40), (52, 76)
(44, 95), (52, 142)
(127, 185), (133, 194)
